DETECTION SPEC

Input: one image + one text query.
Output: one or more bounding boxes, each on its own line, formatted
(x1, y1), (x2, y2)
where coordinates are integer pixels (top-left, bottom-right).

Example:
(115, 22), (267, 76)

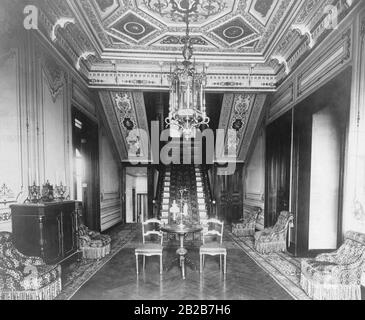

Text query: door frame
(72, 107), (101, 231)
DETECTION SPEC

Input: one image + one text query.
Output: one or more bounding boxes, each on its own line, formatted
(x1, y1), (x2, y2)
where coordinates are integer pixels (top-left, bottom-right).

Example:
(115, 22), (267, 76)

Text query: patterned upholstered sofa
(78, 225), (111, 260)
(254, 211), (294, 254)
(0, 232), (61, 300)
(300, 231), (365, 300)
(232, 207), (262, 237)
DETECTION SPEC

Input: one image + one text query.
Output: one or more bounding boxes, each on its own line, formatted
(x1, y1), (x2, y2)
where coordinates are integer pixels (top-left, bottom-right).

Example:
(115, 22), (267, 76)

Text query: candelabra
(24, 181), (68, 203)
(177, 188), (188, 228)
(55, 182), (67, 201)
(25, 182), (42, 204)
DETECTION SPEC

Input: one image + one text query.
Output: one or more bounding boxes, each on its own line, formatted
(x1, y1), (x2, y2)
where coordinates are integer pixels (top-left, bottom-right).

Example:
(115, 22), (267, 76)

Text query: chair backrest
(203, 218), (224, 245)
(0, 232), (12, 257)
(334, 231), (365, 265)
(78, 224), (90, 237)
(243, 206), (262, 223)
(273, 211), (293, 233)
(142, 219), (163, 245)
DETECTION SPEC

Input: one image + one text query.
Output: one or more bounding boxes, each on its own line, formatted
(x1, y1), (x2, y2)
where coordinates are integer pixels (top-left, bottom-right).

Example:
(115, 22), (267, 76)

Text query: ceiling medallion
(124, 22), (146, 35)
(223, 26), (244, 39)
(142, 0), (228, 23)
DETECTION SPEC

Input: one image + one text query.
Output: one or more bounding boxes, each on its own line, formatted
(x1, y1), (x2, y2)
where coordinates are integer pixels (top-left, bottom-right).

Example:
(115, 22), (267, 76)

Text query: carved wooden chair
(300, 231), (365, 300)
(135, 219), (164, 275)
(199, 219), (227, 274)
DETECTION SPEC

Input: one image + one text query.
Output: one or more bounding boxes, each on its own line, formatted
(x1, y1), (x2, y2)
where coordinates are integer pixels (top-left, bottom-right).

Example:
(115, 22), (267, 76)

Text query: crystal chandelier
(165, 2), (210, 140)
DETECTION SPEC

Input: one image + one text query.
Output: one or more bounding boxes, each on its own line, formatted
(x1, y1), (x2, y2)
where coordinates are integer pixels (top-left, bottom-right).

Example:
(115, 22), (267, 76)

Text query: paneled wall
(0, 49), (22, 198)
(99, 127), (122, 231)
(0, 30), (122, 232)
(267, 8), (365, 240)
(343, 9), (365, 235)
(244, 128), (265, 230)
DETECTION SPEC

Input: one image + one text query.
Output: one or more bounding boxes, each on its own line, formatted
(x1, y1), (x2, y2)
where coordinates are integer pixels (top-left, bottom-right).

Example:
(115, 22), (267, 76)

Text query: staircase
(159, 165), (210, 227)
(160, 168), (171, 225)
(195, 166), (208, 229)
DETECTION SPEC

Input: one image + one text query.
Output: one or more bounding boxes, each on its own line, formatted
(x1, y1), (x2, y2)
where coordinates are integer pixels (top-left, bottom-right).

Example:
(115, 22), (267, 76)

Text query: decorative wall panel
(244, 128), (265, 230)
(39, 50), (68, 186)
(268, 25), (353, 124)
(0, 49), (22, 223)
(100, 129), (121, 231)
(218, 93), (267, 161)
(99, 90), (149, 161)
(343, 10), (365, 237)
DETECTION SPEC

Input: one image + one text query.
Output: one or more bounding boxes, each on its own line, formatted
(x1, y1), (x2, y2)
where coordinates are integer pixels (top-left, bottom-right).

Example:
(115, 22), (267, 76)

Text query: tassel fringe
(300, 273), (361, 300)
(232, 229), (255, 237)
(0, 277), (62, 300)
(254, 241), (287, 254)
(82, 244), (111, 260)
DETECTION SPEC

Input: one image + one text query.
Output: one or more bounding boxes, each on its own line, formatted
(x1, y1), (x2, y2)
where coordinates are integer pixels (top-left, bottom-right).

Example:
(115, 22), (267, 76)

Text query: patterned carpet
(56, 224), (138, 300)
(227, 232), (310, 300)
(56, 223), (314, 300)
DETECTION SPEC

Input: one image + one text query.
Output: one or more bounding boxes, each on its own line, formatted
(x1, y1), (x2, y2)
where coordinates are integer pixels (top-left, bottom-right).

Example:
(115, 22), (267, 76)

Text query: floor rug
(228, 232), (310, 300)
(58, 223), (310, 300)
(56, 224), (138, 300)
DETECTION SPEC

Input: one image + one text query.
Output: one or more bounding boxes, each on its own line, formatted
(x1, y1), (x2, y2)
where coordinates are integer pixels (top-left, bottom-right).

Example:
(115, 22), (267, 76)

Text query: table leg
(179, 234), (186, 280)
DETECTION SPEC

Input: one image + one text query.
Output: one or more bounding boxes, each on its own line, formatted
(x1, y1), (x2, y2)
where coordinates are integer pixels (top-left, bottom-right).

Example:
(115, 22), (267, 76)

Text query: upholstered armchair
(254, 211), (294, 254)
(0, 232), (62, 300)
(300, 231), (365, 300)
(78, 225), (111, 260)
(232, 207), (262, 237)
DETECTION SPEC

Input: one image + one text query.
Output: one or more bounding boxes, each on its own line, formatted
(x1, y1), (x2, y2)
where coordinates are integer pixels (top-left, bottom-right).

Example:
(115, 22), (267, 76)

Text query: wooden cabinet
(11, 201), (78, 265)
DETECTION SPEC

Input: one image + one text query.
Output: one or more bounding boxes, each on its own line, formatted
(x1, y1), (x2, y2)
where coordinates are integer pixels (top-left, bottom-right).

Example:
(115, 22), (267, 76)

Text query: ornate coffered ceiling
(70, 0), (295, 56)
(34, 0), (361, 91)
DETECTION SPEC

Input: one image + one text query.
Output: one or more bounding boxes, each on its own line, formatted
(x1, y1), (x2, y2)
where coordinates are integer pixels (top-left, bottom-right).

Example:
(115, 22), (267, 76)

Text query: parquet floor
(71, 231), (293, 300)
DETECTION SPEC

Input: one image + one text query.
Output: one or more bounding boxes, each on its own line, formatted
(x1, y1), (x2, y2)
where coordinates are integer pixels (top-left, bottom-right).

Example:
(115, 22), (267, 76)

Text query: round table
(161, 224), (203, 280)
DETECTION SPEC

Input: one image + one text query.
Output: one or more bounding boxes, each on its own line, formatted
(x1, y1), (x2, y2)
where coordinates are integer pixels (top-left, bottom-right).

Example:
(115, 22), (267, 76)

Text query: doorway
(72, 107), (100, 231)
(265, 110), (292, 228)
(292, 68), (351, 256)
(214, 163), (244, 224)
(125, 167), (148, 223)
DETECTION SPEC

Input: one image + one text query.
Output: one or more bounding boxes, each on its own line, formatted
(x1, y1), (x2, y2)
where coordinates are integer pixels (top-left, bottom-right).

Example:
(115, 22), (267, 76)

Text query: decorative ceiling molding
(273, 0), (360, 84)
(137, 0), (236, 25)
(88, 69), (277, 91)
(271, 54), (290, 74)
(28, 0), (362, 91)
(51, 17), (76, 42)
(291, 23), (315, 49)
(76, 51), (96, 70)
